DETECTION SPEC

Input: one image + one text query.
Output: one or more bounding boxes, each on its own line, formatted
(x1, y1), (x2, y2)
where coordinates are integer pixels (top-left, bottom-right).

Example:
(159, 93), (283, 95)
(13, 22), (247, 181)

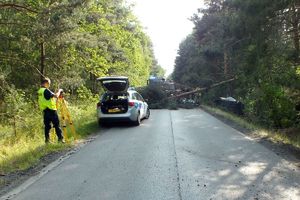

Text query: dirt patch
(201, 106), (300, 168)
(0, 135), (98, 197)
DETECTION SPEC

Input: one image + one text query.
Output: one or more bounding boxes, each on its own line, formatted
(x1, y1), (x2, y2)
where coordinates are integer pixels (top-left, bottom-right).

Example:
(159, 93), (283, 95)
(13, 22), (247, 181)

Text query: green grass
(0, 140), (67, 173)
(202, 105), (300, 149)
(0, 101), (99, 175)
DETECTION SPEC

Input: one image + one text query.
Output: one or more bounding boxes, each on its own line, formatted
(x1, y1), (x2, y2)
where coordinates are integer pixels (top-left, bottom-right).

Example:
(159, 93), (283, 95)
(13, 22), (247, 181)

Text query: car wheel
(134, 112), (141, 126)
(145, 108), (150, 119)
(98, 119), (108, 127)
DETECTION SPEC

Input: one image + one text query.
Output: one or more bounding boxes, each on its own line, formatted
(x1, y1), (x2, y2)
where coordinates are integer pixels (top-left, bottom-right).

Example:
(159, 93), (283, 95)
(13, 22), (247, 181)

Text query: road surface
(2, 109), (300, 200)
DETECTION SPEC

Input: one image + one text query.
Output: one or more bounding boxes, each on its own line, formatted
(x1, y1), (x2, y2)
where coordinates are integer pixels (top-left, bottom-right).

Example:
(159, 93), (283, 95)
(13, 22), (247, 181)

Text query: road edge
(0, 134), (100, 200)
(200, 106), (300, 167)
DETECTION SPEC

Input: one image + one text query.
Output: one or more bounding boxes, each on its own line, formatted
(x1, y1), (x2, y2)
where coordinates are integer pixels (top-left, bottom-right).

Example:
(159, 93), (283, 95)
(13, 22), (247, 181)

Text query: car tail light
(128, 102), (135, 107)
(97, 102), (101, 108)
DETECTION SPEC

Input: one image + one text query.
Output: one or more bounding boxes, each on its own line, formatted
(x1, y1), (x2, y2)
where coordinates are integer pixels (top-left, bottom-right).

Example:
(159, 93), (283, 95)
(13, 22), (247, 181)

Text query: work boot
(45, 140), (53, 145)
(58, 138), (65, 144)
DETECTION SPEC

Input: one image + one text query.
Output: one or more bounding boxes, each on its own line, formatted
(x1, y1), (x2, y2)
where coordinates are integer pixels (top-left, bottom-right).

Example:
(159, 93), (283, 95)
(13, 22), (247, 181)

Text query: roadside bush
(0, 87), (98, 174)
(138, 85), (168, 109)
(168, 100), (178, 110)
(0, 88), (40, 140)
(245, 84), (296, 128)
(201, 82), (297, 128)
(178, 101), (198, 109)
(76, 85), (94, 101)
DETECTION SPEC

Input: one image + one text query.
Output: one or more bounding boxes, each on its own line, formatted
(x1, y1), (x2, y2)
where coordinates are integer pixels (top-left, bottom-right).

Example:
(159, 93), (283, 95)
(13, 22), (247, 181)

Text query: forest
(1, 0), (300, 174)
(0, 0), (160, 128)
(0, 0), (162, 172)
(173, 0), (300, 128)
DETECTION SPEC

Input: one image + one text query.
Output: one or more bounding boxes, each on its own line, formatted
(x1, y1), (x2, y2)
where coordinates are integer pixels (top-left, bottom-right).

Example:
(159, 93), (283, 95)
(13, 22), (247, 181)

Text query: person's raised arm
(54, 89), (63, 98)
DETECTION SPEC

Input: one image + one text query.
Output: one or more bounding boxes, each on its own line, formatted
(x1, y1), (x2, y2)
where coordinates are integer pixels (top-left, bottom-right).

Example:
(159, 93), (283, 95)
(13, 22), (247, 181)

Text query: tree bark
(291, 2), (300, 62)
(40, 42), (45, 81)
(168, 77), (237, 99)
(224, 51), (229, 76)
(13, 115), (17, 137)
(0, 3), (37, 13)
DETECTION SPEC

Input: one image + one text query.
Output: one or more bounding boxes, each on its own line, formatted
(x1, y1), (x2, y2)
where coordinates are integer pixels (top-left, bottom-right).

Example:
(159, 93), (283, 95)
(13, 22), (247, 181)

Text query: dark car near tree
(214, 97), (244, 115)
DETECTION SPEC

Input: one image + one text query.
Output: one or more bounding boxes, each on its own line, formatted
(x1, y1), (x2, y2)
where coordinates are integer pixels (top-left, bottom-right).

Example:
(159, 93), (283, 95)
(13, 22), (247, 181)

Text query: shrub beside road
(0, 99), (98, 176)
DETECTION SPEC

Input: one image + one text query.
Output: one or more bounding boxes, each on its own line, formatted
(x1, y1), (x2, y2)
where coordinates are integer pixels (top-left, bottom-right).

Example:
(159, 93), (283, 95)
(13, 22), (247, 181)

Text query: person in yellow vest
(38, 78), (64, 143)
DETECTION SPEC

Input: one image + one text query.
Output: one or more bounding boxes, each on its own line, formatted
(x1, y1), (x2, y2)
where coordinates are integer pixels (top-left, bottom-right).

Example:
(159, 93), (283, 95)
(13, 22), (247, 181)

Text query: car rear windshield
(102, 93), (128, 101)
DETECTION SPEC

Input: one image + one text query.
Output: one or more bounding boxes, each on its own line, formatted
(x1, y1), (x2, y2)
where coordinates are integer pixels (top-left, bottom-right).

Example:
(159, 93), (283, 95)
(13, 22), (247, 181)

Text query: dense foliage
(0, 0), (160, 172)
(173, 0), (300, 128)
(0, 0), (159, 125)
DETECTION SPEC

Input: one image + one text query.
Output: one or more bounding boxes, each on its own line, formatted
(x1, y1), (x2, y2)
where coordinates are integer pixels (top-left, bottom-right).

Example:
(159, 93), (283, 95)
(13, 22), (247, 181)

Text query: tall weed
(0, 91), (98, 173)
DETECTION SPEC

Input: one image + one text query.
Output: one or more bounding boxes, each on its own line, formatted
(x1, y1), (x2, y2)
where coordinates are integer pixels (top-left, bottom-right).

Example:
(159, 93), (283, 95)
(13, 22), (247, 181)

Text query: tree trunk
(292, 2), (300, 62)
(13, 115), (17, 137)
(90, 72), (96, 93)
(168, 77), (237, 99)
(224, 51), (229, 76)
(40, 42), (45, 80)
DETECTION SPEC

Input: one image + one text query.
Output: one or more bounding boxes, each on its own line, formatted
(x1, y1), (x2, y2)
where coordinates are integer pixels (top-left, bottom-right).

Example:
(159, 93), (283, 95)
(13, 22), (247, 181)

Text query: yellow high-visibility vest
(38, 88), (57, 111)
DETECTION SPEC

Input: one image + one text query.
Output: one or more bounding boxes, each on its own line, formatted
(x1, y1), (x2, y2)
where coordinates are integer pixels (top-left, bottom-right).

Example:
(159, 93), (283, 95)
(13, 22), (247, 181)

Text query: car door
(136, 93), (146, 118)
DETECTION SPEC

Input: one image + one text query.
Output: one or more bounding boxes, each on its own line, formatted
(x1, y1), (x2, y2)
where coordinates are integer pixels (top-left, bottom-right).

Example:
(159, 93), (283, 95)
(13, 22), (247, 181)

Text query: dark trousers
(43, 109), (63, 142)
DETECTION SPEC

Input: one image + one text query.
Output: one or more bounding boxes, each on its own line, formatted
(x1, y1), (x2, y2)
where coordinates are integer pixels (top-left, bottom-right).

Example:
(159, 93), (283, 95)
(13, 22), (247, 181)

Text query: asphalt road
(3, 109), (300, 200)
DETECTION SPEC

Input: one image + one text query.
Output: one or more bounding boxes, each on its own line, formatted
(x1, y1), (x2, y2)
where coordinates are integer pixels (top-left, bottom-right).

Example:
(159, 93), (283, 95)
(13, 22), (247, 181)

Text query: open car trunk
(97, 76), (129, 92)
(100, 93), (129, 114)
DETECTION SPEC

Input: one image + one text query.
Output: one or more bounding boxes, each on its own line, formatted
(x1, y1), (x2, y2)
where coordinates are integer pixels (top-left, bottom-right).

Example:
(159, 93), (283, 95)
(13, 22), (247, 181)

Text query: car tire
(145, 108), (150, 119)
(98, 119), (108, 127)
(134, 112), (141, 126)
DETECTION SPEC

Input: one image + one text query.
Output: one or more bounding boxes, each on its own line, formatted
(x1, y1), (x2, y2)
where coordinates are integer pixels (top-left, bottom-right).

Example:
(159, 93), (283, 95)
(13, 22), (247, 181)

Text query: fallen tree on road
(168, 77), (237, 99)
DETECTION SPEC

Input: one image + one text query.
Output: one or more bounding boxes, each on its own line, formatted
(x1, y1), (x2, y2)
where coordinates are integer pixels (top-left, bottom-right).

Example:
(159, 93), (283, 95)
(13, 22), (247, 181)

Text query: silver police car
(97, 76), (150, 126)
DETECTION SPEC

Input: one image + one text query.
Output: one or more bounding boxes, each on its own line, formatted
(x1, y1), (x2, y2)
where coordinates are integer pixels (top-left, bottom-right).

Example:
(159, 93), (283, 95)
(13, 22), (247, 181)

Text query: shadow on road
(171, 109), (300, 200)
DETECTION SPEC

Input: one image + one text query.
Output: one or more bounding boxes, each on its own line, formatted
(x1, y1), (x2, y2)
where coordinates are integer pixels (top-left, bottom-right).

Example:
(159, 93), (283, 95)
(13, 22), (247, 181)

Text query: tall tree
(173, 0), (300, 128)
